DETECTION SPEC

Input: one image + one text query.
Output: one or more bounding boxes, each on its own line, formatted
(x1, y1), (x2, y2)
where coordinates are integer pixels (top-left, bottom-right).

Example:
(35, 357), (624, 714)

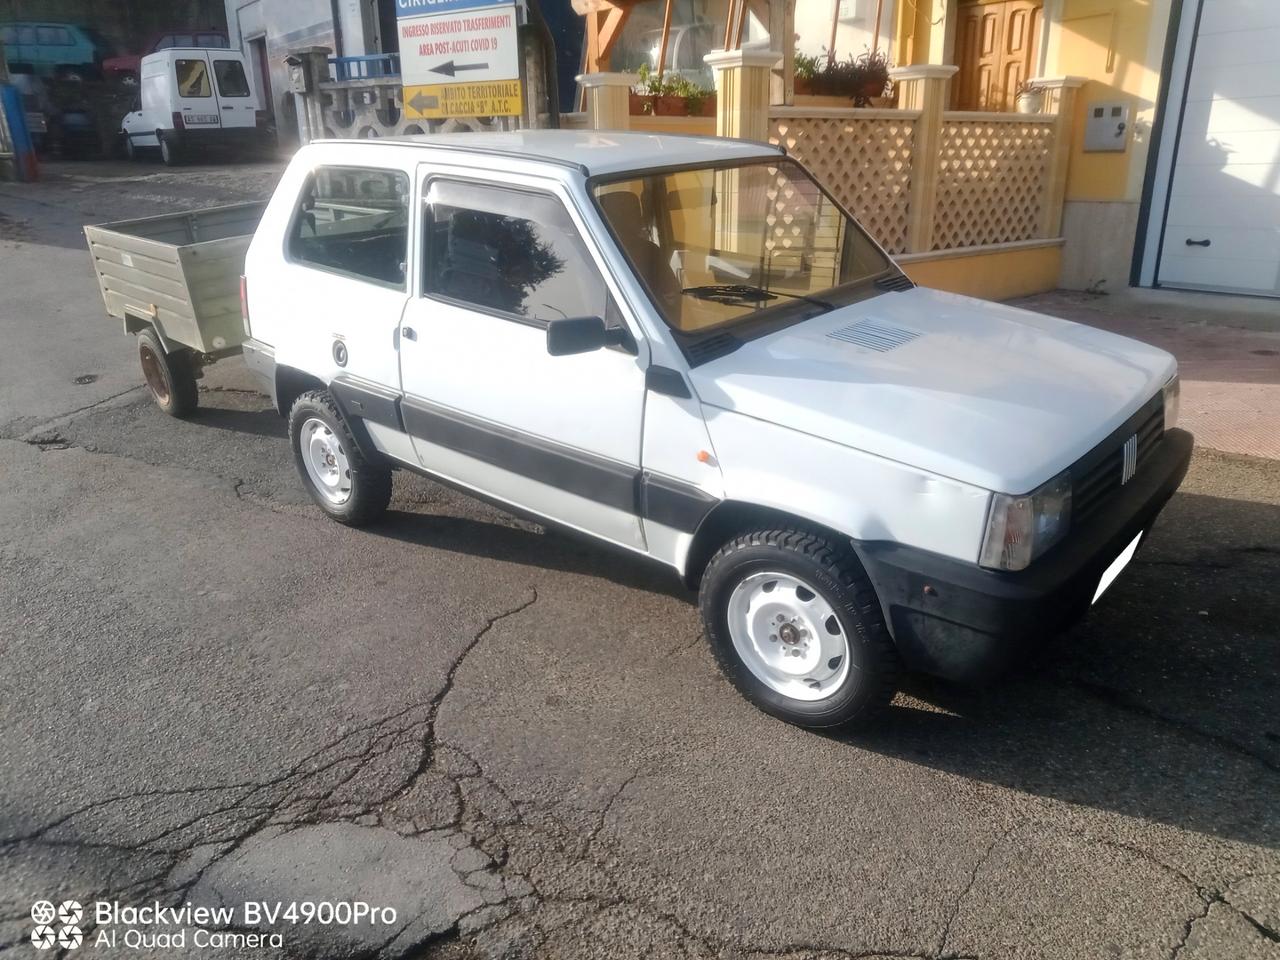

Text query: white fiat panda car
(239, 131), (1192, 728)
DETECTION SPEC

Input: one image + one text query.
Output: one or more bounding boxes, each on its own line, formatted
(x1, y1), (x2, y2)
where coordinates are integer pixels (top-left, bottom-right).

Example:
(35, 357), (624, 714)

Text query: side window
(37, 27), (71, 45)
(18, 26), (37, 45)
(173, 34), (195, 47)
(155, 35), (174, 50)
(199, 33), (229, 48)
(214, 60), (251, 97)
(175, 58), (211, 97)
(423, 181), (610, 326)
(1, 27), (16, 45)
(288, 166), (410, 287)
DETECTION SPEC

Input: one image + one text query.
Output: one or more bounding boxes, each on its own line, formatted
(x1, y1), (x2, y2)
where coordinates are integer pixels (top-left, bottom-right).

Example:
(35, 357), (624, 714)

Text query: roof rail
(311, 137), (591, 176)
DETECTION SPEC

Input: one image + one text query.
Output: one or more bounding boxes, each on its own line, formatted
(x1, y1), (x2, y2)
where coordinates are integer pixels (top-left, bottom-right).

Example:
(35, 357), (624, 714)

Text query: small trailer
(84, 202), (265, 416)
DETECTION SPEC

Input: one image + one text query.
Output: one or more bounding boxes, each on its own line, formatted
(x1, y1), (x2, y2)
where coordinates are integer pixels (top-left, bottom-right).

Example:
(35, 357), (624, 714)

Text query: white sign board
(398, 4), (520, 87)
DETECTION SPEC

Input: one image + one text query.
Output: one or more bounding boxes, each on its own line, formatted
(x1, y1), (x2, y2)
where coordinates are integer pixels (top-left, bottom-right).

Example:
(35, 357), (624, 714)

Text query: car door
(271, 161), (414, 410)
(397, 170), (648, 551)
(210, 55), (257, 129)
(172, 52), (220, 129)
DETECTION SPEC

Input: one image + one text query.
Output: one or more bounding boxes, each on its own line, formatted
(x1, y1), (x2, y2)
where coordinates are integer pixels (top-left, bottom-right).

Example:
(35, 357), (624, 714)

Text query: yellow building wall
(1048, 0), (1173, 202)
(900, 243), (1064, 299)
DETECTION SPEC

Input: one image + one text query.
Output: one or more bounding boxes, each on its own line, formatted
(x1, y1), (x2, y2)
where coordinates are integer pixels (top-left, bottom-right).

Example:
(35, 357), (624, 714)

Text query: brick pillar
(890, 64), (957, 254)
(576, 72), (636, 131)
(1032, 75), (1087, 238)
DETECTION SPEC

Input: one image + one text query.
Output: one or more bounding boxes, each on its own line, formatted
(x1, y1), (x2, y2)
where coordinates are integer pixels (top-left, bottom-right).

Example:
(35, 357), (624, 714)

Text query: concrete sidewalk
(1014, 289), (1280, 460)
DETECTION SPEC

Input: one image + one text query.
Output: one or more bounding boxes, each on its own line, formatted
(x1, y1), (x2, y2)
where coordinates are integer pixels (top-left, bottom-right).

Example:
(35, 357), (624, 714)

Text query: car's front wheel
(698, 528), (900, 728)
(288, 390), (392, 526)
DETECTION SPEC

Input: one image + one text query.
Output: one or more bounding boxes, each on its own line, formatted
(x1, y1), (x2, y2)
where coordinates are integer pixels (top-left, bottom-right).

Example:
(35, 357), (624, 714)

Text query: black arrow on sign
(409, 90), (438, 111)
(429, 59), (489, 77)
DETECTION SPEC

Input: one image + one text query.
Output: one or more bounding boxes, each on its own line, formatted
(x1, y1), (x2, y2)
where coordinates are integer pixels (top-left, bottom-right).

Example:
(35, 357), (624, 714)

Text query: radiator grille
(1073, 402), (1165, 523)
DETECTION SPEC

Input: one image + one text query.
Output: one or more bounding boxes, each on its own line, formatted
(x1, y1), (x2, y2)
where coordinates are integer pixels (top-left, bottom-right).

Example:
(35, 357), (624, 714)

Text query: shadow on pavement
(844, 489), (1280, 849)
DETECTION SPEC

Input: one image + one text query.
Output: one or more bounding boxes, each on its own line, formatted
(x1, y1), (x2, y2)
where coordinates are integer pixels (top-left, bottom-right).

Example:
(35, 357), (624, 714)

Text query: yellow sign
(403, 81), (522, 120)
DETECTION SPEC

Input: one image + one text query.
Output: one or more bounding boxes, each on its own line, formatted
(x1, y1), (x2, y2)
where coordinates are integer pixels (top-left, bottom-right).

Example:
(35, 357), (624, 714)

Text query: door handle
(401, 326), (416, 341)
(1185, 238), (1211, 247)
(222, 105), (233, 110)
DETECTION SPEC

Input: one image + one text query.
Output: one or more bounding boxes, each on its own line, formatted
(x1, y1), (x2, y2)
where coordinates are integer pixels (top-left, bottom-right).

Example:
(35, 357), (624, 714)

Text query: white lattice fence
(933, 114), (1055, 250)
(768, 109), (917, 255)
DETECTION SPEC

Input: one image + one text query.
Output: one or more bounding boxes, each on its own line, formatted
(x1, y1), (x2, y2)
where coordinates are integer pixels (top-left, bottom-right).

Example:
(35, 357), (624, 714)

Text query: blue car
(0, 21), (115, 79)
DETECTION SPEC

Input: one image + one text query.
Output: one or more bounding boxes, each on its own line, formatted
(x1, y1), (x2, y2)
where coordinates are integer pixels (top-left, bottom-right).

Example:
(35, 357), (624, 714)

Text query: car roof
(362, 130), (783, 178)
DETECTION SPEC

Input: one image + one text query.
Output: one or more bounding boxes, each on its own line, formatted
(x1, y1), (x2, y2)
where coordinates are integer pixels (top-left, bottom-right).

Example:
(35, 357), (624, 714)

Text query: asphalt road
(1, 160), (1278, 960)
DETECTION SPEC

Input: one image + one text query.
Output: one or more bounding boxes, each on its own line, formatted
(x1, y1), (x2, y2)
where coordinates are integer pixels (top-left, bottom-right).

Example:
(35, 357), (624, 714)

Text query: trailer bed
(84, 202), (265, 355)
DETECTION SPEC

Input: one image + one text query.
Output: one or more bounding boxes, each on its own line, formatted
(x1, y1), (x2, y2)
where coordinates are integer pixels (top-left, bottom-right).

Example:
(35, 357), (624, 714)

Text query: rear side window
(1, 27), (16, 45)
(37, 26), (71, 45)
(199, 33), (229, 48)
(214, 60), (251, 97)
(423, 180), (609, 325)
(288, 166), (410, 288)
(175, 59), (211, 97)
(17, 26), (37, 45)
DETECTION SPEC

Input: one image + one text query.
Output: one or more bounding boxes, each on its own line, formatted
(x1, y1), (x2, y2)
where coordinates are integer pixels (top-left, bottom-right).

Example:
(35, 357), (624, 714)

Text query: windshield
(592, 158), (892, 335)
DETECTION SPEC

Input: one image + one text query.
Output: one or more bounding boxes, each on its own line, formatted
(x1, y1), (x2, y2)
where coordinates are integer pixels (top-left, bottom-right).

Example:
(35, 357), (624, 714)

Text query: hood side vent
(827, 318), (922, 352)
(875, 273), (915, 292)
(684, 332), (741, 365)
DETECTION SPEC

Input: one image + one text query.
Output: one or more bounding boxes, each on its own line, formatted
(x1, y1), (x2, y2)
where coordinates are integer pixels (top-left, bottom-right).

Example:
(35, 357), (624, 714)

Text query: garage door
(1157, 0), (1280, 298)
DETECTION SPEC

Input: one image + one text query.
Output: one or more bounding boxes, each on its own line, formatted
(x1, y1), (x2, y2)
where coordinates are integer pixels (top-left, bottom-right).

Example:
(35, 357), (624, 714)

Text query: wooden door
(953, 0), (1042, 111)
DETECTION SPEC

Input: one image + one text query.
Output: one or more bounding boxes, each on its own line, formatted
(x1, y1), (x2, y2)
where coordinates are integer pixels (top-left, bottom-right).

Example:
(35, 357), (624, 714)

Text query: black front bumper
(854, 428), (1194, 683)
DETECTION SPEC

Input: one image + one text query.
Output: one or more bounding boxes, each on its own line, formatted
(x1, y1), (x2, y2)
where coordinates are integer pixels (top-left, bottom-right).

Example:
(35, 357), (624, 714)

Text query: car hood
(689, 286), (1176, 493)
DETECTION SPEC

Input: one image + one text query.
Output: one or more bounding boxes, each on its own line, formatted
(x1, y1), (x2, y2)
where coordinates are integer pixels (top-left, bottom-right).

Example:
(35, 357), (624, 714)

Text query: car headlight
(979, 471), (1072, 571)
(1162, 374), (1180, 430)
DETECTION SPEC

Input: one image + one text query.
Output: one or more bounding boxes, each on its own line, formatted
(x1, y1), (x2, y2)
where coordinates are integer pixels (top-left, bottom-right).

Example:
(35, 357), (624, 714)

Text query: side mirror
(545, 315), (625, 356)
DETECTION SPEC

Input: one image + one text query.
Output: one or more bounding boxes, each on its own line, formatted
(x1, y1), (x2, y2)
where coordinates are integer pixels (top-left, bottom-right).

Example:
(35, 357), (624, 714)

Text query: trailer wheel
(138, 328), (198, 418)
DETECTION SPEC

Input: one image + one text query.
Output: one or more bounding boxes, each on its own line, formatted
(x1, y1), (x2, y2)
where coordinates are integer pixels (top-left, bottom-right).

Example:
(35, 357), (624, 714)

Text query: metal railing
(328, 54), (401, 82)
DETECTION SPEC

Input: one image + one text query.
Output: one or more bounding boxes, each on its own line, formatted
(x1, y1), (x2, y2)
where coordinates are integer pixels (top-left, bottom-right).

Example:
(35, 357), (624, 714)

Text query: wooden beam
(656, 0), (674, 78)
(595, 5), (632, 70)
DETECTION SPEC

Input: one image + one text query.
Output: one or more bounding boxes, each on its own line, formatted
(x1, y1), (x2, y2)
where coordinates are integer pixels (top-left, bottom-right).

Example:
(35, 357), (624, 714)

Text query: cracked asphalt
(1, 161), (1278, 960)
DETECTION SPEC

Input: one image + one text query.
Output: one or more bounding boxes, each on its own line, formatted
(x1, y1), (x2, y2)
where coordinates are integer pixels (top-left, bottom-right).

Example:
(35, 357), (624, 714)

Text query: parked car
(102, 29), (229, 86)
(120, 48), (264, 164)
(0, 21), (114, 79)
(86, 132), (1193, 729)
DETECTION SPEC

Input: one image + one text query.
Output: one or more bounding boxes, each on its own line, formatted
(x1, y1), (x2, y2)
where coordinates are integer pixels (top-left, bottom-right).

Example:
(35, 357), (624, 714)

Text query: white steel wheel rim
(725, 571), (852, 702)
(300, 418), (353, 505)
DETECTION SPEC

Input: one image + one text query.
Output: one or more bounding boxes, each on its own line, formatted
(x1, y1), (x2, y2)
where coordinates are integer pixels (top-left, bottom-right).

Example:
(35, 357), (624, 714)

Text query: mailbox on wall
(1085, 101), (1130, 152)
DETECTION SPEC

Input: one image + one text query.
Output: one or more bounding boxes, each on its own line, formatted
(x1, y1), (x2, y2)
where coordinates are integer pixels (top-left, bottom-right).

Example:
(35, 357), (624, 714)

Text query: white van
(120, 48), (264, 165)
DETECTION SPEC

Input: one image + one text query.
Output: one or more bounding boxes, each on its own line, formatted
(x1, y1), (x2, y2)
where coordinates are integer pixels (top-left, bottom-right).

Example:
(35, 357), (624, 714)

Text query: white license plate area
(1092, 531), (1143, 604)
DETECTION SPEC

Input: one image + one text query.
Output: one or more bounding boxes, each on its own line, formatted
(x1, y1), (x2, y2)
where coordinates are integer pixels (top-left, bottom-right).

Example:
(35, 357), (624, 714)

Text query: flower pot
(794, 77), (813, 96)
(1015, 91), (1044, 114)
(693, 94), (717, 117)
(629, 93), (655, 115)
(653, 94), (690, 116)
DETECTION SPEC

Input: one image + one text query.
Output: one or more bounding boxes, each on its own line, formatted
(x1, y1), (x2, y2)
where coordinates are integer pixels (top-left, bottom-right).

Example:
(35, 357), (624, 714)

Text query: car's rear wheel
(159, 134), (181, 166)
(137, 327), (198, 417)
(699, 527), (900, 728)
(288, 390), (392, 526)
(123, 134), (136, 160)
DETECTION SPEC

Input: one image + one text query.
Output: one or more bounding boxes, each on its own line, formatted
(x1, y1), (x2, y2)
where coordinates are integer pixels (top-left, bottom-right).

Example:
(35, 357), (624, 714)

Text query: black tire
(123, 134), (135, 160)
(288, 390), (392, 526)
(159, 134), (181, 166)
(137, 328), (198, 417)
(698, 528), (901, 729)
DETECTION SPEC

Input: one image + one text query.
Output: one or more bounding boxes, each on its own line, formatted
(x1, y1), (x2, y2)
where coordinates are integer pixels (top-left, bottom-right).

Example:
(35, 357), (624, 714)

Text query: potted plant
(630, 65), (715, 117)
(791, 47), (892, 106)
(1015, 79), (1044, 114)
(793, 51), (820, 96)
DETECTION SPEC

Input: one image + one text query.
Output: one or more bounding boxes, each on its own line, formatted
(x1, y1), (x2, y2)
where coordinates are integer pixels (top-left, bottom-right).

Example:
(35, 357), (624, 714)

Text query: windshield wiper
(681, 284), (835, 310)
